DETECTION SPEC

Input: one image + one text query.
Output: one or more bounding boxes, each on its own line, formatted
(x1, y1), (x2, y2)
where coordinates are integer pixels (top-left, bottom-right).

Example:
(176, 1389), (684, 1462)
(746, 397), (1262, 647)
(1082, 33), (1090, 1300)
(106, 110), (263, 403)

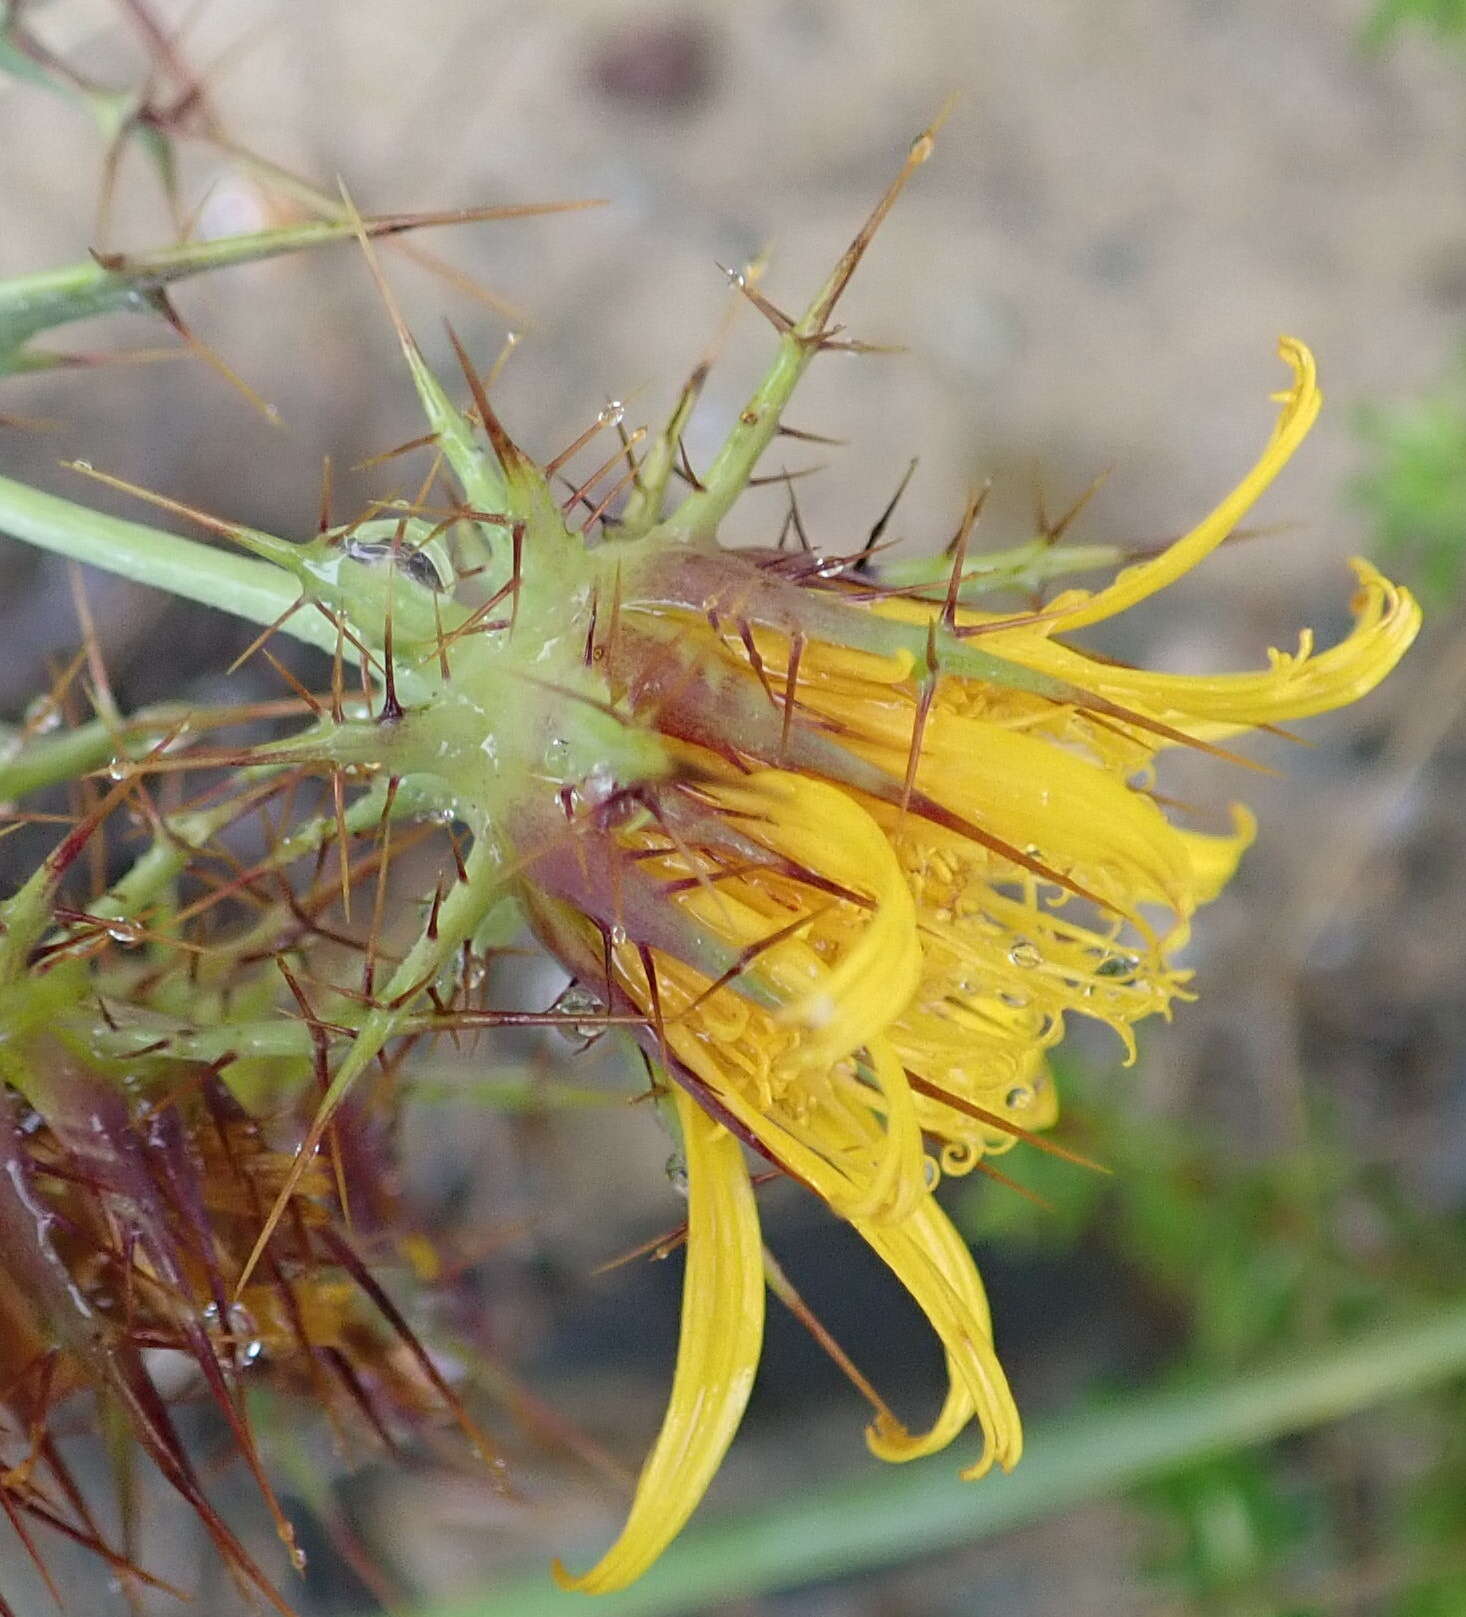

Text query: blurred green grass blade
(404, 1067), (615, 1111)
(429, 1302), (1466, 1617)
(1364, 0), (1466, 47)
(1355, 373), (1466, 607)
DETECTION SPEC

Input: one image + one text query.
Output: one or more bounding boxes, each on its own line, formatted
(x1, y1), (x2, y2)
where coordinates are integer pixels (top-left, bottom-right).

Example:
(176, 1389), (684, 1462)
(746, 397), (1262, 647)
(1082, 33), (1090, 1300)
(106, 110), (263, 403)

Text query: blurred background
(5, 0), (1466, 1612)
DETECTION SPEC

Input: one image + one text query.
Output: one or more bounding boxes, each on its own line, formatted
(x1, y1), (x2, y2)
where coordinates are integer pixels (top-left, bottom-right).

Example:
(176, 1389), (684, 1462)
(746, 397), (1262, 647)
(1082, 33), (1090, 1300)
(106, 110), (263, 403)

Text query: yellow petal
(845, 1036), (928, 1225)
(702, 771), (922, 1063)
(553, 1090), (764, 1594)
(856, 1187), (1022, 1475)
(1176, 804), (1256, 905)
(1049, 338), (1321, 631)
(669, 1027), (925, 1225)
(855, 712), (1201, 916)
(992, 560), (1419, 739)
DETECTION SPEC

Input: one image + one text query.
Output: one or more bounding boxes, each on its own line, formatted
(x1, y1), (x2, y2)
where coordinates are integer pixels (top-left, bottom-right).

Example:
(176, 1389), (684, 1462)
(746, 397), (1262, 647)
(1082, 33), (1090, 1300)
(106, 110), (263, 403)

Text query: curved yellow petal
(668, 1024), (924, 1225)
(553, 1090), (764, 1595)
(992, 560), (1419, 739)
(855, 1188), (1022, 1476)
(847, 1036), (928, 1225)
(1176, 804), (1256, 905)
(702, 771), (921, 1063)
(1050, 338), (1321, 631)
(854, 713), (1200, 915)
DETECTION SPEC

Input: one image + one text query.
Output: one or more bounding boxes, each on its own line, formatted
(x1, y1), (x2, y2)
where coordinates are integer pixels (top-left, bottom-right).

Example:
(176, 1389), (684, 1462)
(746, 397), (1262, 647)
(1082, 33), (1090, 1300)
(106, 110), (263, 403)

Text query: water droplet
(342, 523), (451, 590)
(723, 266), (747, 289)
(665, 1154), (689, 1195)
(22, 696), (61, 734)
(73, 459), (92, 473)
(202, 1301), (264, 1367)
(105, 922), (141, 946)
(609, 924), (628, 947)
(1095, 952), (1138, 979)
(599, 400), (625, 426)
(997, 991), (1030, 1009)
(1005, 1086), (1034, 1111)
(550, 981), (607, 1043)
(1007, 939), (1041, 969)
(105, 758), (129, 781)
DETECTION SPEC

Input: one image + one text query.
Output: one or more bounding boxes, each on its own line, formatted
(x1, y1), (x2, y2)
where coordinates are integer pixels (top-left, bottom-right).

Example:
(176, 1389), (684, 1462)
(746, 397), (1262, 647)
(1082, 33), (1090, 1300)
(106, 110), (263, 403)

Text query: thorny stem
(0, 472), (320, 647)
(0, 203), (602, 370)
(89, 771), (408, 928)
(659, 118), (941, 541)
(0, 697), (330, 800)
(877, 537), (1126, 597)
(0, 702), (194, 799)
(337, 185), (512, 543)
(662, 335), (813, 540)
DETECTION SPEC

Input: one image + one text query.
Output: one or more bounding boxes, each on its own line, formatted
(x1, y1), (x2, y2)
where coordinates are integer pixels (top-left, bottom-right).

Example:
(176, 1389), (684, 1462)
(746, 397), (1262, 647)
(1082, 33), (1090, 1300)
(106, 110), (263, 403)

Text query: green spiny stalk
(0, 205), (598, 376)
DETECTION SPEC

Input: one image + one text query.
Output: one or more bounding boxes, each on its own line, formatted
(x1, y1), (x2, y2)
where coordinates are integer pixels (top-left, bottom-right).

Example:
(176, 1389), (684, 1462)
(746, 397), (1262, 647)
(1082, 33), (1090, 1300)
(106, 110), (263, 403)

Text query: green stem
(877, 539), (1126, 598)
(661, 333), (814, 540)
(660, 125), (933, 542)
(0, 207), (584, 365)
(422, 1302), (1466, 1617)
(0, 705), (192, 799)
(0, 224), (370, 356)
(0, 473), (331, 648)
(0, 696), (375, 801)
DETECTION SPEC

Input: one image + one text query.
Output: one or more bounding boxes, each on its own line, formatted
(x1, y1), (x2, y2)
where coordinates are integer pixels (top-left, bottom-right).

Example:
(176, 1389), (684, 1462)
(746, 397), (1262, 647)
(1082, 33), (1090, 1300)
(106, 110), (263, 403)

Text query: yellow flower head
(533, 337), (1419, 1593)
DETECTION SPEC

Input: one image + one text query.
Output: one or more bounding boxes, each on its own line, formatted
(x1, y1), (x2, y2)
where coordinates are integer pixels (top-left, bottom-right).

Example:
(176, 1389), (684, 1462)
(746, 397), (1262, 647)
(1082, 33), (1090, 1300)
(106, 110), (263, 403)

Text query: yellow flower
(529, 337), (1419, 1592)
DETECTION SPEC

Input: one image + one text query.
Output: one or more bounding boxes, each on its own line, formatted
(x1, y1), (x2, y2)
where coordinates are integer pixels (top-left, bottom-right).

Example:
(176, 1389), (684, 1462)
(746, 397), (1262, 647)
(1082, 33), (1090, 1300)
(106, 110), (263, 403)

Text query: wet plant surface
(2, 5), (1466, 1616)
